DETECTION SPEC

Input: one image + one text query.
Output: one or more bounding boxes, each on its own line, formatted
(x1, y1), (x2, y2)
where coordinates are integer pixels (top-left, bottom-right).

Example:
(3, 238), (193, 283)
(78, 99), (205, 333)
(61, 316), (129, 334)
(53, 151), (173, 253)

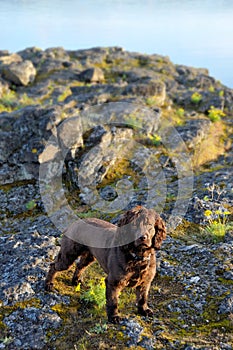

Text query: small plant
(176, 107), (185, 118)
(146, 96), (158, 107)
(207, 106), (225, 122)
(205, 183), (225, 201)
(208, 85), (215, 93)
(77, 277), (106, 308)
(25, 200), (37, 210)
(148, 133), (161, 146)
(19, 93), (36, 107)
(219, 90), (224, 97)
(89, 322), (108, 334)
(204, 209), (231, 242)
(191, 92), (202, 104)
(0, 90), (17, 112)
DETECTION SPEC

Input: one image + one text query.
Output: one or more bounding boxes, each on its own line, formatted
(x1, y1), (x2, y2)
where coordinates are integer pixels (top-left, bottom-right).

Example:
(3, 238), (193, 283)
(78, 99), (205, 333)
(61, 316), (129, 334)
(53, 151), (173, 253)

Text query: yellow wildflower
(204, 210), (212, 217)
(75, 283), (81, 292)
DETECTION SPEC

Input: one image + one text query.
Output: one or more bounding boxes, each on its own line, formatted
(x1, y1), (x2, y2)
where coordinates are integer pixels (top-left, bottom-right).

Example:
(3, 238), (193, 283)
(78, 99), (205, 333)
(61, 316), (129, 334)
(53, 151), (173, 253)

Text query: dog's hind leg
(45, 236), (86, 291)
(72, 251), (95, 286)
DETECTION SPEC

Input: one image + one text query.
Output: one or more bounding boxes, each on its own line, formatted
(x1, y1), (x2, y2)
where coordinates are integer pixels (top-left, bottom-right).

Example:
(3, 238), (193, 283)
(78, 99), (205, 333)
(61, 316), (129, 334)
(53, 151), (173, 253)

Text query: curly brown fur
(45, 206), (166, 323)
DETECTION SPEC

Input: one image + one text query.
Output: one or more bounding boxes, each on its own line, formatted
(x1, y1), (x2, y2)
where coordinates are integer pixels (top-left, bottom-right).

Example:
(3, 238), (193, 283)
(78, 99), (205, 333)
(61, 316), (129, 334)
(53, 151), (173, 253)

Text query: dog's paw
(44, 282), (54, 292)
(138, 307), (153, 317)
(71, 278), (78, 286)
(108, 315), (122, 324)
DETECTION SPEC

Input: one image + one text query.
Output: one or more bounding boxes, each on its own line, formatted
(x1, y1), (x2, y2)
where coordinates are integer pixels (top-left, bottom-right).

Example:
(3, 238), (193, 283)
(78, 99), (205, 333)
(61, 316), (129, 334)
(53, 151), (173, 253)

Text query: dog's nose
(140, 235), (147, 241)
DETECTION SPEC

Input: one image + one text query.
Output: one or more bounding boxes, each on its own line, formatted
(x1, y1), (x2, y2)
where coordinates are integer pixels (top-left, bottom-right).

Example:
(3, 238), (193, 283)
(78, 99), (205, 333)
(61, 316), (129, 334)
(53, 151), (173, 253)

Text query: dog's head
(117, 206), (166, 250)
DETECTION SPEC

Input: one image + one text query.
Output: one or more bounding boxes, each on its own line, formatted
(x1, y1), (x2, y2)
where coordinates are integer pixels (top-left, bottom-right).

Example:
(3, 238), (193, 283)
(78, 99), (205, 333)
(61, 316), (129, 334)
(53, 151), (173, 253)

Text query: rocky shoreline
(0, 46), (232, 349)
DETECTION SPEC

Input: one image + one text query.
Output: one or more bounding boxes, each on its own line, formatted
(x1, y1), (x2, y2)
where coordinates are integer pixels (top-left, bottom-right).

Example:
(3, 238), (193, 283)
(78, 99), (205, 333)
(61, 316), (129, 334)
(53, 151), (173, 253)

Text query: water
(0, 0), (233, 87)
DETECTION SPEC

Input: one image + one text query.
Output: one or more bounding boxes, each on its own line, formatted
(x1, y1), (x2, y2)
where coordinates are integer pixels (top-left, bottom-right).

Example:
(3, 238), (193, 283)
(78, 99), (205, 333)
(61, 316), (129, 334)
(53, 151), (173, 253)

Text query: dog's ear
(117, 206), (142, 227)
(152, 216), (166, 250)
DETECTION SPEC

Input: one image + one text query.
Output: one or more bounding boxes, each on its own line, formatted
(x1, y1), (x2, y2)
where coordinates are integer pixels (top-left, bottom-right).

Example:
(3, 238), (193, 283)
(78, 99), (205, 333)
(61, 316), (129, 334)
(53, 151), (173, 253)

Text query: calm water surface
(0, 0), (233, 87)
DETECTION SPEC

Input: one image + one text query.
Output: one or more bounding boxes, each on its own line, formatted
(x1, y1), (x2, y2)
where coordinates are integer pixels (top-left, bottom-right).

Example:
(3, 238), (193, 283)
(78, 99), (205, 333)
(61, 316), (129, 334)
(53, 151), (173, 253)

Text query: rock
(113, 66), (160, 84)
(121, 318), (144, 347)
(176, 118), (211, 149)
(218, 293), (233, 315)
(189, 276), (201, 284)
(17, 46), (43, 62)
(223, 271), (233, 280)
(3, 282), (35, 305)
(68, 46), (110, 65)
(0, 131), (21, 163)
(80, 101), (161, 136)
(0, 53), (22, 66)
(123, 81), (166, 105)
(173, 88), (225, 113)
(56, 116), (83, 157)
(38, 143), (61, 164)
(176, 65), (209, 85)
(4, 306), (61, 349)
(18, 47), (71, 75)
(78, 67), (105, 83)
(224, 231), (233, 243)
(0, 50), (10, 57)
(78, 127), (134, 207)
(99, 185), (118, 201)
(0, 105), (63, 184)
(85, 125), (107, 146)
(2, 60), (36, 86)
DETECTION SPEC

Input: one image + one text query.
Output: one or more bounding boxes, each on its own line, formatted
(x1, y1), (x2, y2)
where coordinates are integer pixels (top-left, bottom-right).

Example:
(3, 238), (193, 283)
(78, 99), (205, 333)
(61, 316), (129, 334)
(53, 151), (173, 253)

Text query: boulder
(123, 81), (166, 105)
(68, 46), (109, 65)
(78, 127), (134, 207)
(0, 131), (21, 163)
(56, 116), (83, 158)
(2, 60), (36, 86)
(176, 119), (211, 149)
(0, 106), (63, 184)
(0, 50), (10, 57)
(173, 89), (225, 113)
(0, 53), (22, 66)
(78, 67), (105, 83)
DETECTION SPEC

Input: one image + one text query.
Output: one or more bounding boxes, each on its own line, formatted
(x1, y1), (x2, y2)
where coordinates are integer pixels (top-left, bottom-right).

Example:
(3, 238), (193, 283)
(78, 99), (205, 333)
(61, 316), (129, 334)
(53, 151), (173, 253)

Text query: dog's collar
(130, 252), (151, 262)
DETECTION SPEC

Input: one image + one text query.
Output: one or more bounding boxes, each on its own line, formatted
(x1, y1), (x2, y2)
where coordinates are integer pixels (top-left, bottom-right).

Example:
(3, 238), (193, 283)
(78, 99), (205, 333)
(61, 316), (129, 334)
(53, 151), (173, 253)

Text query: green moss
(124, 113), (144, 129)
(217, 277), (233, 285)
(197, 293), (233, 334)
(0, 180), (36, 193)
(169, 219), (203, 244)
(96, 157), (141, 189)
(57, 88), (72, 102)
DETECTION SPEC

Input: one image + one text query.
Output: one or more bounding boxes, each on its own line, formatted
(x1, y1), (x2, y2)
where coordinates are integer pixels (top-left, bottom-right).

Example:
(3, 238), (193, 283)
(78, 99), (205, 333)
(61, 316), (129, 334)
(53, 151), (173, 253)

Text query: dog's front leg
(105, 277), (124, 324)
(45, 263), (57, 291)
(136, 282), (153, 317)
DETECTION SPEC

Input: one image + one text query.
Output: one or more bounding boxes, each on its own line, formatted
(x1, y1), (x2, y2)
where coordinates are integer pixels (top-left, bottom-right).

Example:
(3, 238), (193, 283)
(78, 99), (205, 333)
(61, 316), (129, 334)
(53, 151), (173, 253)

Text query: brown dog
(45, 206), (166, 323)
